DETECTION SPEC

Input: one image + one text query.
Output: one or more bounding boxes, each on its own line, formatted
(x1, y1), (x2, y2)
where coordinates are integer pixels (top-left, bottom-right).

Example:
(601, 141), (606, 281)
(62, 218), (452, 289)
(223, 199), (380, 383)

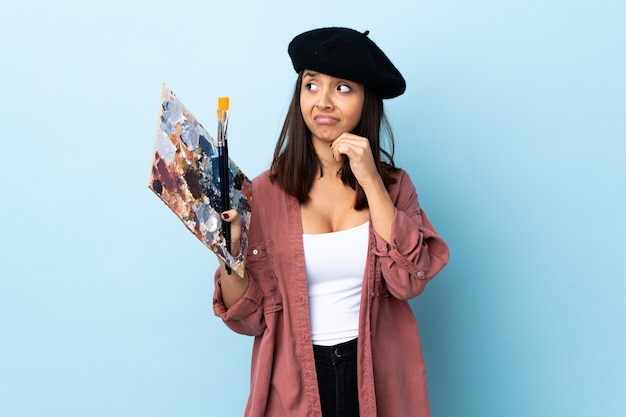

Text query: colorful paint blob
(148, 84), (251, 277)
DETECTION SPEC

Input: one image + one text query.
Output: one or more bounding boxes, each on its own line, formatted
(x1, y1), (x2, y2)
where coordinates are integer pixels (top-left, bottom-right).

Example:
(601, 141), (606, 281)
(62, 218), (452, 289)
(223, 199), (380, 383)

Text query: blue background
(1, 0), (624, 416)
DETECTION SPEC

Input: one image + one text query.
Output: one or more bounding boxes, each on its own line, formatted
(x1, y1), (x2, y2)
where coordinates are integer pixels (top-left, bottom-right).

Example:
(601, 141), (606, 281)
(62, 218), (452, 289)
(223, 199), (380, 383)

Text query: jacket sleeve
(372, 171), (450, 300)
(213, 266), (267, 336)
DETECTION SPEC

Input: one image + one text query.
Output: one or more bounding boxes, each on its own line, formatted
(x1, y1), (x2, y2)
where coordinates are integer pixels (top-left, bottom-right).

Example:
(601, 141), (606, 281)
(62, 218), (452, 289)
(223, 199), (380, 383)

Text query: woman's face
(300, 70), (365, 145)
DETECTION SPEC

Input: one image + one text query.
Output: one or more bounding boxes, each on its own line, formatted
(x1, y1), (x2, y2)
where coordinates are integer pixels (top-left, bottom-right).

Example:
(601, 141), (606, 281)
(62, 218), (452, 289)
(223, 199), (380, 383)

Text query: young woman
(213, 27), (450, 417)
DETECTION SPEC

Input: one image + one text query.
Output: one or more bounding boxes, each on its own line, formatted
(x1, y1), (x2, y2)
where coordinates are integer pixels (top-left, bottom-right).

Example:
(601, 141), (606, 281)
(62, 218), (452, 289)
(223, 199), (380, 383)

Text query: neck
(312, 137), (343, 177)
(316, 155), (344, 182)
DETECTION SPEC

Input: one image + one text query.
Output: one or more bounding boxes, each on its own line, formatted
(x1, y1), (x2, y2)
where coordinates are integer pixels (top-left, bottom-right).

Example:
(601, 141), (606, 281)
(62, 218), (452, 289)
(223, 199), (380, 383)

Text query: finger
(334, 141), (368, 161)
(221, 209), (240, 224)
(221, 209), (243, 255)
(332, 133), (368, 151)
(331, 135), (355, 160)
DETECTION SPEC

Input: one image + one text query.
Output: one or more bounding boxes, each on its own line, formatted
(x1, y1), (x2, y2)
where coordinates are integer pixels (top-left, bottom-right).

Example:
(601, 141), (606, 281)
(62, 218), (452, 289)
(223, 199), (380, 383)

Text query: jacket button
(252, 249), (259, 255)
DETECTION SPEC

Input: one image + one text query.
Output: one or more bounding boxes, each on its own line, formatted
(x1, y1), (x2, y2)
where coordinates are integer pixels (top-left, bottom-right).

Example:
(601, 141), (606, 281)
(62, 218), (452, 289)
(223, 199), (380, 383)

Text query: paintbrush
(217, 97), (231, 274)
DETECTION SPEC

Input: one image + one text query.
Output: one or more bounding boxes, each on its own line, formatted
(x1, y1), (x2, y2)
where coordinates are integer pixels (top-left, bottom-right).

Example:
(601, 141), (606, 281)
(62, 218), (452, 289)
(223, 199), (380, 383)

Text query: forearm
(361, 176), (395, 243)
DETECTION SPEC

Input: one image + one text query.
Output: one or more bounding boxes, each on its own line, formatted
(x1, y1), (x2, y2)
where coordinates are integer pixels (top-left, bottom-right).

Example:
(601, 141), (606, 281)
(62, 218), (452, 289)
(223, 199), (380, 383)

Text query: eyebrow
(303, 71), (318, 78)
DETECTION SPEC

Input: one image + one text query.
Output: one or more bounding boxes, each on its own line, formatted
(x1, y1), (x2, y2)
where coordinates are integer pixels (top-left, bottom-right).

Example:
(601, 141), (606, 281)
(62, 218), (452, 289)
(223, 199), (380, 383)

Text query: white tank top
(302, 222), (369, 346)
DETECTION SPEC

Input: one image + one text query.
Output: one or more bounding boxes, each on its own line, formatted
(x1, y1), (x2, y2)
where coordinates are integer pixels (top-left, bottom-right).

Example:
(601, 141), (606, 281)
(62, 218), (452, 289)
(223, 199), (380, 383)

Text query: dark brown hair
(270, 71), (397, 210)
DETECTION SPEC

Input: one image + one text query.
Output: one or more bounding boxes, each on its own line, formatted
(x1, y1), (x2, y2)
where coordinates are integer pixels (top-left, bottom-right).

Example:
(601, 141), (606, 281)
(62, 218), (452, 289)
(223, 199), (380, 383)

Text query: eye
(305, 82), (318, 91)
(337, 84), (352, 93)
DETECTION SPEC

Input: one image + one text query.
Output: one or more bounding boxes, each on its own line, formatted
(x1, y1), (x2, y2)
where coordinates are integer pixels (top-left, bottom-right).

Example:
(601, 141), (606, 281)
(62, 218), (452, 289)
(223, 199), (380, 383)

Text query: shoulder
(250, 169), (289, 207)
(252, 169), (279, 193)
(388, 167), (416, 192)
(388, 167), (410, 181)
(247, 170), (294, 235)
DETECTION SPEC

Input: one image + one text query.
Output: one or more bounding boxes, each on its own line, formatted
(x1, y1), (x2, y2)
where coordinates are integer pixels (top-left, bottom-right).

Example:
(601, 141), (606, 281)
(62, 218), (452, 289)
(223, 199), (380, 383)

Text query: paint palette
(148, 84), (251, 277)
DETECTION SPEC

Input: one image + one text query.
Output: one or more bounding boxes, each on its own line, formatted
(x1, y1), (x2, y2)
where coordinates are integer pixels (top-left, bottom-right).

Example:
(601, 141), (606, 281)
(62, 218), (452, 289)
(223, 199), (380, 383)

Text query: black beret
(288, 27), (406, 99)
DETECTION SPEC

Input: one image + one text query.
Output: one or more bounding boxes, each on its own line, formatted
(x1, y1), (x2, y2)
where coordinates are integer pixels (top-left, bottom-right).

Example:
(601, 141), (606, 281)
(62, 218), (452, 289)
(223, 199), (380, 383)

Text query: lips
(313, 114), (339, 125)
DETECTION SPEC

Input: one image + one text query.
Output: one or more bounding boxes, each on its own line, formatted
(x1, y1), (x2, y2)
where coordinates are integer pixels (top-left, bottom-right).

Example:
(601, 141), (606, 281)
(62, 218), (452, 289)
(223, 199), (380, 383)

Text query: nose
(315, 87), (333, 109)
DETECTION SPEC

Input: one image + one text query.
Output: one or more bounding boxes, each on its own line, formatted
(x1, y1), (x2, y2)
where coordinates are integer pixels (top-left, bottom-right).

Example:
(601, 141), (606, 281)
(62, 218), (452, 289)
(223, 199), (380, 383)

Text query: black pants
(312, 338), (360, 417)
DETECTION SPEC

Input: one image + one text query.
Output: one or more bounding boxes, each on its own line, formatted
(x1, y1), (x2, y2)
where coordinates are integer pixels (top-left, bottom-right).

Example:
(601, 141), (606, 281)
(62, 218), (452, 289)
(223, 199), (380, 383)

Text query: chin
(312, 129), (339, 142)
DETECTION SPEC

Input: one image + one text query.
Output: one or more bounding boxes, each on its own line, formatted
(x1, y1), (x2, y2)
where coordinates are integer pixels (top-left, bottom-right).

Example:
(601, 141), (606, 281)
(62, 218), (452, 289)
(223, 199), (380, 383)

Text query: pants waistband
(313, 338), (357, 364)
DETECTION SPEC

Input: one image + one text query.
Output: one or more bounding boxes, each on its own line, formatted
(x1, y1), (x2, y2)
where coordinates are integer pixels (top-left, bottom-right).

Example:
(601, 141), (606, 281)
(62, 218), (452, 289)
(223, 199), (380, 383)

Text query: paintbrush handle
(219, 144), (231, 244)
